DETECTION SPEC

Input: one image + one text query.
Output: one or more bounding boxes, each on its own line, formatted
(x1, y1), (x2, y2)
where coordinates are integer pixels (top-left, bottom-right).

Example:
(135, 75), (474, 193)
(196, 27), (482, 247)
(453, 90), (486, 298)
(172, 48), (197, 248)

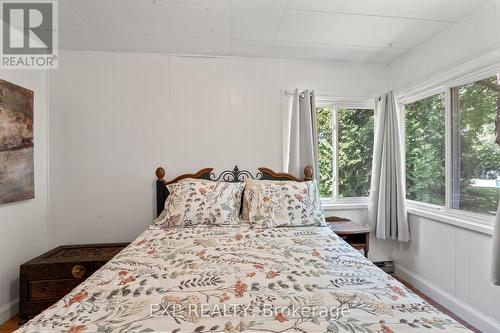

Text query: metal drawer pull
(71, 265), (86, 279)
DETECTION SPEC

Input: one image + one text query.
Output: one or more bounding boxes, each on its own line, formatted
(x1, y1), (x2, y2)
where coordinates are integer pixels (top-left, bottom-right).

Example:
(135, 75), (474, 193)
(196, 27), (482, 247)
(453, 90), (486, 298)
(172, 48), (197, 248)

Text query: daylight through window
(451, 75), (500, 215)
(405, 93), (446, 205)
(404, 74), (500, 216)
(316, 105), (374, 200)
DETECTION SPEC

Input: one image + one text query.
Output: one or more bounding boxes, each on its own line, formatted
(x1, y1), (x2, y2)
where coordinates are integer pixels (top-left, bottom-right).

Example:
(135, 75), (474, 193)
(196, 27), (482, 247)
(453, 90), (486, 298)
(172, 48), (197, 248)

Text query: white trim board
(395, 265), (500, 333)
(395, 46), (500, 103)
(407, 205), (494, 236)
(0, 300), (18, 326)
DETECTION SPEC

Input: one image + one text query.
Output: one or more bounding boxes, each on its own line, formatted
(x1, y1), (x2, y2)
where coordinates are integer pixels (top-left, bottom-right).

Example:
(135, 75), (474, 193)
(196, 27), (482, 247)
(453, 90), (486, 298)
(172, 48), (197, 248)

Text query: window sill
(321, 198), (369, 210)
(320, 198), (495, 235)
(406, 201), (495, 236)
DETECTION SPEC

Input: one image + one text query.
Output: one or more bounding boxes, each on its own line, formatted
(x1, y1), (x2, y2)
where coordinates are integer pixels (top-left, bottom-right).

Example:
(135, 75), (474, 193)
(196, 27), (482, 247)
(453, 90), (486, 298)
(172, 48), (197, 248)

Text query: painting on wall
(0, 79), (34, 204)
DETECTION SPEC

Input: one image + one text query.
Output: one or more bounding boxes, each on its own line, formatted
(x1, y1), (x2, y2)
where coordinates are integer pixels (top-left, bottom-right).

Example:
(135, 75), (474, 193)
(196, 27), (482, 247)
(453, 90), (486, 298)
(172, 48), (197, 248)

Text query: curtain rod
(284, 90), (314, 96)
(284, 91), (376, 104)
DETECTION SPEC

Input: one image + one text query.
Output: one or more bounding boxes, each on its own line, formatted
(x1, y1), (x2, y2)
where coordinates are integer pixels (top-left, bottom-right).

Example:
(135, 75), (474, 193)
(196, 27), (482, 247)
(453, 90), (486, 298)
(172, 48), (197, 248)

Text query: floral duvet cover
(16, 225), (470, 333)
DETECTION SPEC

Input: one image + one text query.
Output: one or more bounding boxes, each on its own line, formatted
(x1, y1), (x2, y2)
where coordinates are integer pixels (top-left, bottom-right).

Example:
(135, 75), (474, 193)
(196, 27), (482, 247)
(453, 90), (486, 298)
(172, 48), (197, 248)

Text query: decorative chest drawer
(19, 242), (129, 321)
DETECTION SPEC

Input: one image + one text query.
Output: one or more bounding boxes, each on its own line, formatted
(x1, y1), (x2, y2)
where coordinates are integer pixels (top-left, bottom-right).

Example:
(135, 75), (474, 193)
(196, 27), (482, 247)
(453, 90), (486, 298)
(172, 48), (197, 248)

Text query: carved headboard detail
(154, 165), (313, 217)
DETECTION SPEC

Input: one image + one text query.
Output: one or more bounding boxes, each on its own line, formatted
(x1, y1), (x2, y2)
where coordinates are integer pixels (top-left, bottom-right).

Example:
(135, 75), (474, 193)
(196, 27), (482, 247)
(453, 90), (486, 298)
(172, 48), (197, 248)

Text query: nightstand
(326, 216), (371, 258)
(19, 242), (129, 322)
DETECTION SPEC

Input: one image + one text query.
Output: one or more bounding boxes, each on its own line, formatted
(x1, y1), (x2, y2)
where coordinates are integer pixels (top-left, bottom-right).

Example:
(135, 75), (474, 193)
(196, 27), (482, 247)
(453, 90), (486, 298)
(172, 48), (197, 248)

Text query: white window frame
(399, 68), (499, 232)
(315, 96), (375, 208)
(399, 89), (448, 208)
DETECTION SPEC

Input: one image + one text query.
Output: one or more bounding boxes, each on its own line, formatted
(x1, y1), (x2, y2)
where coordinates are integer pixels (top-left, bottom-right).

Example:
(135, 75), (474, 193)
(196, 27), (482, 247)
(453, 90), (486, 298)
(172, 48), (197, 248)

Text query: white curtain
(369, 91), (410, 242)
(284, 89), (319, 179)
(492, 202), (500, 285)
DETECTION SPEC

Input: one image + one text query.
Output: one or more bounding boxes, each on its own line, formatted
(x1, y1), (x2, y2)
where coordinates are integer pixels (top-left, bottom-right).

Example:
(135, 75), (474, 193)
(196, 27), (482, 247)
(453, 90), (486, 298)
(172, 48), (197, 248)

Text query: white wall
(3, 0), (499, 327)
(48, 51), (389, 248)
(390, 0), (500, 89)
(389, 1), (500, 331)
(0, 70), (49, 323)
(394, 215), (500, 332)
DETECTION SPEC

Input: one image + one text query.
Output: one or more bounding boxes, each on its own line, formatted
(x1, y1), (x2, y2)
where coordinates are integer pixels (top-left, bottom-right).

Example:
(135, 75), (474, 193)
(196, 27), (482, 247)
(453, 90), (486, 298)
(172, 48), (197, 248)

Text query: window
(451, 75), (500, 215)
(316, 104), (374, 200)
(405, 93), (446, 205)
(317, 105), (333, 197)
(403, 73), (500, 217)
(338, 108), (374, 197)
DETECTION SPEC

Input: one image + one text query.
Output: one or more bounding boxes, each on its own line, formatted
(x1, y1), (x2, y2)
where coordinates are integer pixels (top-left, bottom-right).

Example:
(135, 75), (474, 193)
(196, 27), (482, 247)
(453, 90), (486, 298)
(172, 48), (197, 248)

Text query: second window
(316, 104), (374, 200)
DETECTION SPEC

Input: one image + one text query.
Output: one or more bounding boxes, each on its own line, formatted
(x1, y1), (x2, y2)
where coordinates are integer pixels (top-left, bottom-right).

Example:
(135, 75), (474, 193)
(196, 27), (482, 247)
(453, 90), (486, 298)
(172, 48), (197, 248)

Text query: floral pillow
(246, 180), (326, 228)
(154, 180), (244, 228)
(241, 179), (281, 220)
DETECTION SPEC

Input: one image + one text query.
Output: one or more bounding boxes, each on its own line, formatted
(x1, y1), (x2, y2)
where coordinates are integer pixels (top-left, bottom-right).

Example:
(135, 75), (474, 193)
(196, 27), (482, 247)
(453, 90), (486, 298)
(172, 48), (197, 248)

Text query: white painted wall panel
(469, 232), (500, 323)
(0, 70), (49, 323)
(389, 3), (500, 330)
(390, 0), (500, 89)
(475, 2), (496, 53)
(426, 27), (455, 76)
(454, 228), (471, 304)
(48, 51), (388, 248)
(394, 216), (500, 331)
(496, 1), (500, 44)
(433, 222), (456, 295)
(454, 13), (477, 62)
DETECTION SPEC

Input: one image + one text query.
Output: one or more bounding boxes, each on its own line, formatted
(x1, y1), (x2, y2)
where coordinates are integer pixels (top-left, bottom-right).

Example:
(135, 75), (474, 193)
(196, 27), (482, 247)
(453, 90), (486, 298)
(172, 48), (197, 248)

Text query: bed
(15, 166), (471, 333)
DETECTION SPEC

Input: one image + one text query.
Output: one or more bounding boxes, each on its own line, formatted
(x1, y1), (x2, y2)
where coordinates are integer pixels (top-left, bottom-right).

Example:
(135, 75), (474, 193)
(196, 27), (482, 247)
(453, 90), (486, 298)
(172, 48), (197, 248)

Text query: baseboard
(0, 300), (17, 325)
(395, 264), (500, 333)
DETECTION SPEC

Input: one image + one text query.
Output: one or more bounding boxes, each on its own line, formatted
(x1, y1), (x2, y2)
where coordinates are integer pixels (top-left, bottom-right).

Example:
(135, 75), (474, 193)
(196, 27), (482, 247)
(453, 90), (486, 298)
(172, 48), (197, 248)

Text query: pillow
(241, 179), (281, 220)
(246, 179), (326, 228)
(177, 177), (253, 223)
(179, 178), (252, 223)
(154, 180), (244, 227)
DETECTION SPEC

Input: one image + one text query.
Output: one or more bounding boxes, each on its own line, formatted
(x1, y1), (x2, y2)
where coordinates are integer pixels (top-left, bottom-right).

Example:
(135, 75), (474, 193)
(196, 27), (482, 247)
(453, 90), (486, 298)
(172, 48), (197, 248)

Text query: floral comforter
(16, 226), (470, 333)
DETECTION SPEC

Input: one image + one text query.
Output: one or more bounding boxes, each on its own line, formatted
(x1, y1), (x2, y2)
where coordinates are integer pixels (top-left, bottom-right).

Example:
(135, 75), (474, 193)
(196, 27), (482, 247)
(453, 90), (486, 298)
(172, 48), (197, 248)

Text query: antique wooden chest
(19, 242), (129, 321)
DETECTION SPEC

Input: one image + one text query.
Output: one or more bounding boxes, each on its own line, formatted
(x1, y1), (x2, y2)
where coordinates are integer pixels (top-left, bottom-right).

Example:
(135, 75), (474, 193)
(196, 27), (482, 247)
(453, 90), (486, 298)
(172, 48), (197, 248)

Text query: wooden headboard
(154, 165), (313, 217)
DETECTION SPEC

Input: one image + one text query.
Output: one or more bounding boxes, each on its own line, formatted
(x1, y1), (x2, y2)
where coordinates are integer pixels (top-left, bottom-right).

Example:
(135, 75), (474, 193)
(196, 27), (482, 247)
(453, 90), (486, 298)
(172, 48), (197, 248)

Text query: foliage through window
(316, 105), (374, 199)
(451, 75), (500, 215)
(317, 106), (333, 197)
(404, 74), (500, 216)
(405, 93), (446, 205)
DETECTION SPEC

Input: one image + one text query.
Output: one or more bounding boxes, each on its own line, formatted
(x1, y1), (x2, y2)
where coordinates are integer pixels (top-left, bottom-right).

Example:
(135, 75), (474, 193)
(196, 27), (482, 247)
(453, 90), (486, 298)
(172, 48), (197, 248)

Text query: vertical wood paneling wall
(393, 216), (500, 331)
(390, 0), (500, 88)
(48, 51), (388, 246)
(0, 70), (49, 324)
(390, 1), (500, 330)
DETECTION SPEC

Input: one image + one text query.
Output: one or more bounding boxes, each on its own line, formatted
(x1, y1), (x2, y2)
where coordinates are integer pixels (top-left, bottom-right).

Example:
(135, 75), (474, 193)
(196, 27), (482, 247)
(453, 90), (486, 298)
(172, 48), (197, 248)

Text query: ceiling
(59, 0), (490, 64)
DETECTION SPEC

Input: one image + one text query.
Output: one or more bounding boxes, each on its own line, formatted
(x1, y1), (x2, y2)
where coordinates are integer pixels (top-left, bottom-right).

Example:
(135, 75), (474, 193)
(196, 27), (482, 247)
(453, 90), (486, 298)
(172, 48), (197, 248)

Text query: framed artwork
(0, 79), (34, 204)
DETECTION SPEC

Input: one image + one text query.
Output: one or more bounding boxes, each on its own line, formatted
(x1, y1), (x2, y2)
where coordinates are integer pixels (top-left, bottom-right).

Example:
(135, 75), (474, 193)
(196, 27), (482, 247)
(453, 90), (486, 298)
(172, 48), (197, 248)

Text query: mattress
(16, 225), (471, 332)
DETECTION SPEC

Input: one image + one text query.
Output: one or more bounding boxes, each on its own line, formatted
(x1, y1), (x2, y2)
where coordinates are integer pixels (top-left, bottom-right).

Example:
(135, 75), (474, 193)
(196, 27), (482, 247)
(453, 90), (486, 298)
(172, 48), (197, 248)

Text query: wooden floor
(0, 277), (480, 333)
(396, 277), (480, 333)
(0, 315), (20, 333)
